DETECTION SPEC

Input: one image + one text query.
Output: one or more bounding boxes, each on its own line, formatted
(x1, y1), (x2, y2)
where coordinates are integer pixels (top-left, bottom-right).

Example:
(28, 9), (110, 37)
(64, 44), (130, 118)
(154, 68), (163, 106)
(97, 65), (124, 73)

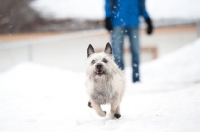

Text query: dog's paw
(114, 113), (121, 119)
(100, 111), (107, 117)
(88, 101), (92, 108)
(98, 111), (106, 117)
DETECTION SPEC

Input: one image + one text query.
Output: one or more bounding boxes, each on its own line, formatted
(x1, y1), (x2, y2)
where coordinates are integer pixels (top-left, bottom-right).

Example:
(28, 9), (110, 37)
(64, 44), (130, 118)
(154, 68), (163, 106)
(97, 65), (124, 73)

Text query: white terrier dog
(85, 42), (126, 119)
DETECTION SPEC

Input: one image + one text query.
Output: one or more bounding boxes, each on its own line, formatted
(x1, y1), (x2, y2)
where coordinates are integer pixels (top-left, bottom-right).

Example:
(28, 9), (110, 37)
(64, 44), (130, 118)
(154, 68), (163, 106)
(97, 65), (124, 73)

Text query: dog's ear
(87, 44), (95, 57)
(104, 42), (112, 55)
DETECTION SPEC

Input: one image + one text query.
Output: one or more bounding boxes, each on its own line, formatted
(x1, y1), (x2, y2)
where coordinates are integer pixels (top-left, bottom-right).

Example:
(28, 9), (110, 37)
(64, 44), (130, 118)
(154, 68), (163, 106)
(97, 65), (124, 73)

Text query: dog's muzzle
(95, 63), (104, 75)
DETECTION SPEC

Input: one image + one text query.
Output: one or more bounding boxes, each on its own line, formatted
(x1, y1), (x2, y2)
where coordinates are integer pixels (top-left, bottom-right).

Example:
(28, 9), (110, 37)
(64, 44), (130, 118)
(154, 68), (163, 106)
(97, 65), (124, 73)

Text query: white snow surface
(30, 0), (105, 20)
(30, 0), (200, 20)
(146, 0), (200, 20)
(141, 38), (200, 84)
(1, 39), (200, 131)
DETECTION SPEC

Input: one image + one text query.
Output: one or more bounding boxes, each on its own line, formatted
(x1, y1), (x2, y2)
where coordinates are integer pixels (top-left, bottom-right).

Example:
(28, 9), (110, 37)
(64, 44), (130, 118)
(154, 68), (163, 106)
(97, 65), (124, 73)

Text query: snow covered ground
(0, 39), (200, 131)
(30, 0), (200, 20)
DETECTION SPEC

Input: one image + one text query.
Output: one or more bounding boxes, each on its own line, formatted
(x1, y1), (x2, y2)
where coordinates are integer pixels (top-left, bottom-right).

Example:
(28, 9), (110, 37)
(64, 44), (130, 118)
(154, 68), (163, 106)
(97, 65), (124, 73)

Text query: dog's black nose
(96, 64), (102, 69)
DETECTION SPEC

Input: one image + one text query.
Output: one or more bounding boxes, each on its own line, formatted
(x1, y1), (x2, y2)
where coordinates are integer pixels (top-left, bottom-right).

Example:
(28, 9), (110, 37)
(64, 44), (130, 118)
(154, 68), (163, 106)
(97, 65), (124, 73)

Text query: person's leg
(111, 26), (125, 70)
(127, 27), (140, 82)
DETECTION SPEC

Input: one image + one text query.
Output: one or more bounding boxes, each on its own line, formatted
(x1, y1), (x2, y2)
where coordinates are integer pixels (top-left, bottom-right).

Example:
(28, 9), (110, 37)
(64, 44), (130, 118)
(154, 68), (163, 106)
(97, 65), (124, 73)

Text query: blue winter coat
(105, 0), (150, 27)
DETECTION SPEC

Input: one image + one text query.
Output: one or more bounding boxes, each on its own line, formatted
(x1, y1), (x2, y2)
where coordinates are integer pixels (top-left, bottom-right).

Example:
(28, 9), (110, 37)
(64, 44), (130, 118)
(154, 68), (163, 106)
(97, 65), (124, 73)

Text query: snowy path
(0, 63), (199, 132)
(0, 39), (200, 131)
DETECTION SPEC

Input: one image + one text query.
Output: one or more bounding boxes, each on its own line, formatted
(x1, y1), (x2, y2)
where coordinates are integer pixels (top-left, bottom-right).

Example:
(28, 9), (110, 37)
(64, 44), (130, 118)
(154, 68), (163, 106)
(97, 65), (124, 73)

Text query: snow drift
(141, 39), (200, 84)
(30, 0), (200, 20)
(0, 39), (200, 131)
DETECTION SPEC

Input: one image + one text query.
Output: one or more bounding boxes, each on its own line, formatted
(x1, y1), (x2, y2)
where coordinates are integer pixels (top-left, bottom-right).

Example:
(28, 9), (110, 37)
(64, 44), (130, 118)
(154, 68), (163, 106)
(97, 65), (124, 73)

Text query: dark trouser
(111, 26), (140, 82)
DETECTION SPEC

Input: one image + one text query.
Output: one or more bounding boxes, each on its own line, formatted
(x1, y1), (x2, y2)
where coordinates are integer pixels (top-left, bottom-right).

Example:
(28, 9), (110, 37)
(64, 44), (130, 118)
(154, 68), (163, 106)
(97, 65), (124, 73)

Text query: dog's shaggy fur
(85, 43), (126, 119)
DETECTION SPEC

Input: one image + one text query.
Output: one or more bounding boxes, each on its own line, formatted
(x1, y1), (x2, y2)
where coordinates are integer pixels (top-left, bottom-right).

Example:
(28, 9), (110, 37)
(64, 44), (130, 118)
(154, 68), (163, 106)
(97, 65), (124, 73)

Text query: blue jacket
(105, 0), (150, 27)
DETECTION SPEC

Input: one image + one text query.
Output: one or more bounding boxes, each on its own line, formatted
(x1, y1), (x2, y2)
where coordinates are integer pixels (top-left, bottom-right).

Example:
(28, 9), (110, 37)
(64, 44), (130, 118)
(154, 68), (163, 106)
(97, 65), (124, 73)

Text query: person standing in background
(104, 0), (153, 83)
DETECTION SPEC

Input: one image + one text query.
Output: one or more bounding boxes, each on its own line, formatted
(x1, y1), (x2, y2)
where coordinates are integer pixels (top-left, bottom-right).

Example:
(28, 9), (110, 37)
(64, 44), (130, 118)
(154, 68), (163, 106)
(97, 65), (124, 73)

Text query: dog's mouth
(96, 69), (105, 75)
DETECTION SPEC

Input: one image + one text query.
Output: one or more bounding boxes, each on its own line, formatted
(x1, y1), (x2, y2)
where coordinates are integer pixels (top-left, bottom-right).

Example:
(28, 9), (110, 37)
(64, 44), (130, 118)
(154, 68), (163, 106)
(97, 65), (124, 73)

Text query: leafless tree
(0, 0), (44, 33)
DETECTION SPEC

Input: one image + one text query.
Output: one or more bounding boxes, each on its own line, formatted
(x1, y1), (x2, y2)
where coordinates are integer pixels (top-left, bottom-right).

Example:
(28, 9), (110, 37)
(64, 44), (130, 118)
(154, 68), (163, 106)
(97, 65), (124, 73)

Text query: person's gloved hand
(105, 17), (112, 31)
(145, 18), (153, 35)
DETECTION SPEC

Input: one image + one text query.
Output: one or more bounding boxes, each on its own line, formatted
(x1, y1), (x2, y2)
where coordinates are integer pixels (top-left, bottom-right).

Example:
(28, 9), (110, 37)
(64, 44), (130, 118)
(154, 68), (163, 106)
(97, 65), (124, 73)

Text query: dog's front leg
(111, 100), (121, 119)
(90, 100), (106, 117)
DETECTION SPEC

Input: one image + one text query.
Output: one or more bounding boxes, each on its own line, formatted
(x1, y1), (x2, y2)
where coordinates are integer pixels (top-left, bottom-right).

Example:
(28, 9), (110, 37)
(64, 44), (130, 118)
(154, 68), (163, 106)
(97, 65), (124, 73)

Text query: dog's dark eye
(91, 60), (96, 64)
(103, 58), (108, 63)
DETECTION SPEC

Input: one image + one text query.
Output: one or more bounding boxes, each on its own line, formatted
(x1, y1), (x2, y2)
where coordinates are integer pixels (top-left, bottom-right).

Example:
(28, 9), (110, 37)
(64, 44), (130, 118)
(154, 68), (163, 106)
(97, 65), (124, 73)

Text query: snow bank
(0, 62), (200, 132)
(0, 62), (88, 131)
(1, 39), (200, 131)
(147, 0), (200, 20)
(30, 0), (105, 20)
(140, 38), (200, 84)
(30, 0), (200, 20)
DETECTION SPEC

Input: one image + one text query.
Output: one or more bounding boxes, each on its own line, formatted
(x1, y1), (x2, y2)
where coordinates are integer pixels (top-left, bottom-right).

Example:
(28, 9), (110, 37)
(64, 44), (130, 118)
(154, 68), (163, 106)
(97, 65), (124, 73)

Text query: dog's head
(86, 43), (115, 77)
